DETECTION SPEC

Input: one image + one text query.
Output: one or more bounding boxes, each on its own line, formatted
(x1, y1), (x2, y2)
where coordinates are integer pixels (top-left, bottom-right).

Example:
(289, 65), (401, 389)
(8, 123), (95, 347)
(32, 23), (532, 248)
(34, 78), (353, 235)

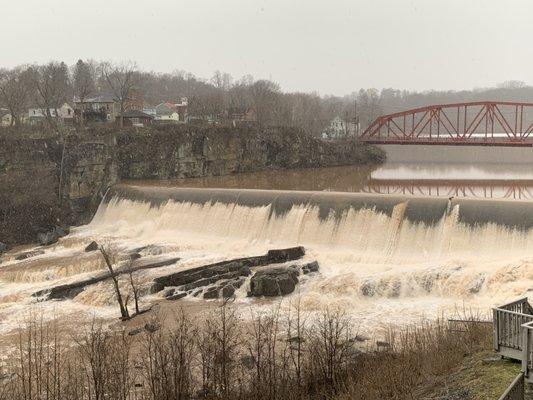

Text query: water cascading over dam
(84, 184), (533, 312)
(94, 184), (533, 262)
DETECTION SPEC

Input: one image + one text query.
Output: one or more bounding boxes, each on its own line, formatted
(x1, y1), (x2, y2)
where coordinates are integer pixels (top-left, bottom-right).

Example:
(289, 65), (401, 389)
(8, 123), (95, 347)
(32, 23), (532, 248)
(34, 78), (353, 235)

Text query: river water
(2, 145), (533, 337)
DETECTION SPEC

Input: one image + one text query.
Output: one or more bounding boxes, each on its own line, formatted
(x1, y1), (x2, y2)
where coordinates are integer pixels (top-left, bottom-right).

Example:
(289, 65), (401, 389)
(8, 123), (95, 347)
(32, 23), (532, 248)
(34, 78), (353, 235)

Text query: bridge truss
(360, 101), (533, 146)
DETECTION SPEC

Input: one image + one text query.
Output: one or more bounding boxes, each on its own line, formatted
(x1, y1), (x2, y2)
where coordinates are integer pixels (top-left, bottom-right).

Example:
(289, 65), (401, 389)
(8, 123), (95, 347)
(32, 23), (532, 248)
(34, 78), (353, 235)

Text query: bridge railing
(493, 297), (533, 360)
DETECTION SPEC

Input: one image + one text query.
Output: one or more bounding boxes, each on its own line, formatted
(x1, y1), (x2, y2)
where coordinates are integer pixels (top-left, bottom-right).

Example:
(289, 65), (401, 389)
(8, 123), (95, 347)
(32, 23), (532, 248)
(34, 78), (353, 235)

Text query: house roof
(0, 109), (10, 118)
(75, 93), (116, 103)
(118, 110), (153, 118)
(155, 103), (177, 116)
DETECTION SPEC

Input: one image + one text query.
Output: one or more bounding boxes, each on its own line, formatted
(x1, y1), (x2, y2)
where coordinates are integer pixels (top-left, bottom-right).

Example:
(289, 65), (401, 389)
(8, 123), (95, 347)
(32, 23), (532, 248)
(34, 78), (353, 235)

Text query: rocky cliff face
(0, 125), (383, 246)
(0, 135), (117, 245)
(116, 125), (384, 180)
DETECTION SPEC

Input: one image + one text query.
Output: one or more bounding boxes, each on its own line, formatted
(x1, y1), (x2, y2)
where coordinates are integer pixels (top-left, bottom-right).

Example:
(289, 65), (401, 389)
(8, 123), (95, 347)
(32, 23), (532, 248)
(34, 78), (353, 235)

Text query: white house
(321, 116), (357, 140)
(28, 103), (74, 125)
(154, 103), (181, 123)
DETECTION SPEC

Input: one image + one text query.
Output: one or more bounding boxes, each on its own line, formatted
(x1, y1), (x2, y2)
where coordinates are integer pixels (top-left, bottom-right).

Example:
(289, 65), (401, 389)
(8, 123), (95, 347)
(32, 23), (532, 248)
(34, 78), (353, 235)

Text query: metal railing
(493, 297), (533, 359)
(497, 373), (524, 400)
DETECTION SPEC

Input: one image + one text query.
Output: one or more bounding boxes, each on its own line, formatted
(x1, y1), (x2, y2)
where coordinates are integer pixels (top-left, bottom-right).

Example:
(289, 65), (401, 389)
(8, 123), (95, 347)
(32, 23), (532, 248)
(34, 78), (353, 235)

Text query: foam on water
(2, 185), (533, 334)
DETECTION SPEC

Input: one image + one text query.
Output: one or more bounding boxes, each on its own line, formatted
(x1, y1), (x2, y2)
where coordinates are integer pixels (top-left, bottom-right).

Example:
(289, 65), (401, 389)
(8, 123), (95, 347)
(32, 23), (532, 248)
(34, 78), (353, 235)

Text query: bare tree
(34, 61), (71, 129)
(128, 270), (140, 316)
(250, 80), (283, 126)
(101, 61), (138, 127)
(99, 246), (130, 320)
(72, 59), (96, 127)
(0, 66), (35, 126)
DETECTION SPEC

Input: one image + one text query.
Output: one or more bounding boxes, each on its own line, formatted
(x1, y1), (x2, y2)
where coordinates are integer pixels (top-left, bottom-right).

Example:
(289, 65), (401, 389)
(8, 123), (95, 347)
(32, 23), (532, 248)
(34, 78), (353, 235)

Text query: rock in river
(37, 226), (69, 246)
(249, 266), (300, 297)
(85, 241), (99, 252)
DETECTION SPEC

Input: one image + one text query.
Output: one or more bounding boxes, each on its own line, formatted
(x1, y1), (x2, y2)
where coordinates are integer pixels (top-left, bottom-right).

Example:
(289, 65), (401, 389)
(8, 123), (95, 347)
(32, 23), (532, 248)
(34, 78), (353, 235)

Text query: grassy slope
(416, 350), (521, 400)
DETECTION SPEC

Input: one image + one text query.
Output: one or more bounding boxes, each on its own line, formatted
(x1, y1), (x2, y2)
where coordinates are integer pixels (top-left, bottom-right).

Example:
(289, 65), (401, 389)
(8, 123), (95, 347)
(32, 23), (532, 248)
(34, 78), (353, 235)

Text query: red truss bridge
(360, 101), (533, 146)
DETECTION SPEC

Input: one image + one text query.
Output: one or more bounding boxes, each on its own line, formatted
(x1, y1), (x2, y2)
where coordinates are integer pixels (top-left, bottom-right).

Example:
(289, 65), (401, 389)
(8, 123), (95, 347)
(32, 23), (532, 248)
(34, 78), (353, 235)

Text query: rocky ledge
(153, 247), (320, 300)
(249, 261), (319, 297)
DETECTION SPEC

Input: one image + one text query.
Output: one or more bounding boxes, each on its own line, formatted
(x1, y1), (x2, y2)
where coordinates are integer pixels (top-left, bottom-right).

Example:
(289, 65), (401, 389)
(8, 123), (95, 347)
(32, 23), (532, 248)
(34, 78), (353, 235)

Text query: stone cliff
(0, 125), (384, 246)
(117, 125), (384, 179)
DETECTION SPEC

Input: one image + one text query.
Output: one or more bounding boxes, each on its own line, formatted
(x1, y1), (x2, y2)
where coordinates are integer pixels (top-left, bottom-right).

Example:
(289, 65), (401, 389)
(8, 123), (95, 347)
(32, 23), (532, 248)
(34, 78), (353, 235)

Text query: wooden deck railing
(493, 297), (533, 359)
(497, 373), (524, 400)
(521, 321), (533, 382)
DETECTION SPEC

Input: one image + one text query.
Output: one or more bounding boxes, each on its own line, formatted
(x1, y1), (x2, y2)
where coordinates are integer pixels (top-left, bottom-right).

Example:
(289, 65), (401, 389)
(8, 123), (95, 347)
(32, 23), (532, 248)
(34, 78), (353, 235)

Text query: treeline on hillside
(2, 59), (531, 136)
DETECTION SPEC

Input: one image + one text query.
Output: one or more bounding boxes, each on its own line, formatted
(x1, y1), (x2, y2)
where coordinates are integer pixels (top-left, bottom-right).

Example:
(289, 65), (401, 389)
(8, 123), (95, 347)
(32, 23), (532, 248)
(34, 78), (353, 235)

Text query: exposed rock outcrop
(85, 241), (99, 252)
(249, 266), (300, 297)
(151, 247), (305, 294)
(37, 226), (69, 246)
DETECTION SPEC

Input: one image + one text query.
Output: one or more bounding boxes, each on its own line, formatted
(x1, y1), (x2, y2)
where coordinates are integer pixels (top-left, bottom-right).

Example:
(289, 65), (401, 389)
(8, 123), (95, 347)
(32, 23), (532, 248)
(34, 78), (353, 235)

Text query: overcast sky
(3, 0), (533, 96)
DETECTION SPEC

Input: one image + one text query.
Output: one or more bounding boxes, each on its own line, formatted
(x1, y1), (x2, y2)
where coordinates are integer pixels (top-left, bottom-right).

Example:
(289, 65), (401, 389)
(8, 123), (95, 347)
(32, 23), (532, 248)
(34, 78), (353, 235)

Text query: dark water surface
(126, 164), (533, 201)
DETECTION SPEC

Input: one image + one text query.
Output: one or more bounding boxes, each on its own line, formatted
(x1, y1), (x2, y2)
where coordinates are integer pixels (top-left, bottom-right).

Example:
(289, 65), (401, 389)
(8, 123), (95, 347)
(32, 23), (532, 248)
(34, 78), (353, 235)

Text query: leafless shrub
(1, 306), (491, 400)
(139, 309), (196, 400)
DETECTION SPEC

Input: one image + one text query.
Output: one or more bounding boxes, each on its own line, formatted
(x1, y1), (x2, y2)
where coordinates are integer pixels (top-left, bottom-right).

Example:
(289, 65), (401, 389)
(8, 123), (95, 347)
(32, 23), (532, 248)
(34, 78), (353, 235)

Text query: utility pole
(353, 99), (360, 136)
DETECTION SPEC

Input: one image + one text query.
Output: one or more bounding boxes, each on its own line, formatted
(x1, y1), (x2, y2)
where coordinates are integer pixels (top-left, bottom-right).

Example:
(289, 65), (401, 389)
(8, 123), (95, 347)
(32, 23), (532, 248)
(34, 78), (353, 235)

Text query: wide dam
(3, 163), (533, 334)
(77, 184), (533, 318)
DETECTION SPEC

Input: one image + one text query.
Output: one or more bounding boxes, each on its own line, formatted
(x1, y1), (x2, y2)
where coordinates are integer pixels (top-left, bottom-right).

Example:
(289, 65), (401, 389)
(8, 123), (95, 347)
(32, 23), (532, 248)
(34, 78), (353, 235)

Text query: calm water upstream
(126, 161), (533, 201)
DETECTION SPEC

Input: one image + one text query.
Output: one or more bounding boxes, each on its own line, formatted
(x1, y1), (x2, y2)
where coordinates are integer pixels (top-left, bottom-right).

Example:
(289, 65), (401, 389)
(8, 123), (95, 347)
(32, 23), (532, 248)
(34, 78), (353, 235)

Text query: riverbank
(0, 125), (384, 248)
(0, 306), (502, 400)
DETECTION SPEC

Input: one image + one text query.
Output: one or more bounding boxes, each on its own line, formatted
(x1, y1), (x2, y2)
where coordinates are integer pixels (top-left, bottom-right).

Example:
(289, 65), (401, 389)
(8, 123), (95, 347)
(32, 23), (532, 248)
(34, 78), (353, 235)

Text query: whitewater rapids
(3, 184), (533, 334)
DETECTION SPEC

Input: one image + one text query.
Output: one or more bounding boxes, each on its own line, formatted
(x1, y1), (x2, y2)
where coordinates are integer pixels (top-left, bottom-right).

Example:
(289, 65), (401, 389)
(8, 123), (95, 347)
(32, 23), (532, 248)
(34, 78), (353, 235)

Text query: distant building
(0, 109), (12, 126)
(151, 98), (188, 123)
(74, 93), (117, 123)
(117, 110), (153, 127)
(143, 107), (157, 117)
(154, 103), (181, 123)
(227, 106), (257, 125)
(321, 116), (356, 140)
(188, 114), (219, 124)
(175, 97), (188, 122)
(28, 103), (74, 125)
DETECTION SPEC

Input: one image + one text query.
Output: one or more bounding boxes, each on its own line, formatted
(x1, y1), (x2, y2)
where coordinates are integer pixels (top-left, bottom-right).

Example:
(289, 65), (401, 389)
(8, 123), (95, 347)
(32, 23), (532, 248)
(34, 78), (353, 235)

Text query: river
(2, 145), (533, 337)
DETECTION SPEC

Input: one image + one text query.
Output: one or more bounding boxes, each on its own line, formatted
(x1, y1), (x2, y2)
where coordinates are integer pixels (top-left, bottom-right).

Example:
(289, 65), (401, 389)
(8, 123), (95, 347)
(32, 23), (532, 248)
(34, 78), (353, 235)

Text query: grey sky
(3, 0), (533, 95)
